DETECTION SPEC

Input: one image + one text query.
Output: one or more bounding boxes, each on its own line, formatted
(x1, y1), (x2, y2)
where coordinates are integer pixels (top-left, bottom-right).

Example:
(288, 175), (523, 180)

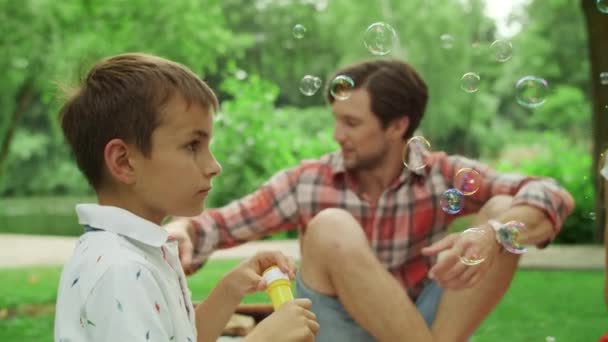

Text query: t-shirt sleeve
(82, 262), (173, 341)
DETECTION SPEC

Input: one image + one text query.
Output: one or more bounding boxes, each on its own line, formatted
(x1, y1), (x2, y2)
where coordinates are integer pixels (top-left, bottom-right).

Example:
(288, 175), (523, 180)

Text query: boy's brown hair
(58, 53), (218, 190)
(326, 59), (428, 140)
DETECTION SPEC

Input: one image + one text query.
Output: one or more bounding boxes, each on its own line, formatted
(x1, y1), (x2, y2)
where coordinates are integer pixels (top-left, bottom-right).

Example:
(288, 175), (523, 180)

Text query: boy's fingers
(307, 320), (320, 334)
(293, 298), (312, 309)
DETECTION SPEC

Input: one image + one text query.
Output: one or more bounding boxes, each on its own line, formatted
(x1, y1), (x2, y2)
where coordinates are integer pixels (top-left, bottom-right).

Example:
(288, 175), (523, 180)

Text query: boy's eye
(186, 141), (200, 152)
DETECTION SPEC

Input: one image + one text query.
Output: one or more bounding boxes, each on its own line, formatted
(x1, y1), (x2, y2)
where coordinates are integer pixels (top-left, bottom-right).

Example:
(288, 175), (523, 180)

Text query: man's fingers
(421, 234), (458, 256)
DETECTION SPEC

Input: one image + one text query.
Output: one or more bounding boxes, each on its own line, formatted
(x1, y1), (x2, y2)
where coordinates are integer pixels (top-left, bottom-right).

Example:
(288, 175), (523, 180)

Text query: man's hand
(164, 218), (197, 275)
(245, 299), (320, 342)
(222, 251), (297, 298)
(421, 226), (500, 290)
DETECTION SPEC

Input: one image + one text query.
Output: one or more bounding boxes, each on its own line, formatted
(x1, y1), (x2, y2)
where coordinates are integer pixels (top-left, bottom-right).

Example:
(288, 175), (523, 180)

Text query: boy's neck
(97, 188), (165, 226)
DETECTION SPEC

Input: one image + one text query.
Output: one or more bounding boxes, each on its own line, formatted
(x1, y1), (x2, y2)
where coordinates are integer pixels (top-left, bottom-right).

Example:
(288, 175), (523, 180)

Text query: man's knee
(477, 195), (514, 220)
(303, 208), (368, 258)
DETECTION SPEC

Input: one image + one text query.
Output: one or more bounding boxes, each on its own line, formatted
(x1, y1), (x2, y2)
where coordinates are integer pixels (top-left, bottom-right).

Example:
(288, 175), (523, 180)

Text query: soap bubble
(600, 72), (608, 85)
(597, 0), (608, 13)
(440, 188), (464, 214)
(403, 136), (431, 171)
(496, 221), (528, 254)
(458, 228), (489, 266)
(454, 168), (481, 195)
(490, 39), (513, 62)
(299, 75), (322, 96)
(515, 76), (549, 108)
(330, 75), (355, 100)
(293, 24), (306, 39)
(461, 72), (480, 93)
(363, 22), (398, 56)
(440, 34), (454, 49)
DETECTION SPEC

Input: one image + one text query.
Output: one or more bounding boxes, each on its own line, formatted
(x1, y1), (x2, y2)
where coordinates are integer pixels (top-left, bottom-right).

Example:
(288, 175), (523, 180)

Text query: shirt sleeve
(188, 166), (302, 271)
(83, 262), (173, 341)
(440, 154), (575, 238)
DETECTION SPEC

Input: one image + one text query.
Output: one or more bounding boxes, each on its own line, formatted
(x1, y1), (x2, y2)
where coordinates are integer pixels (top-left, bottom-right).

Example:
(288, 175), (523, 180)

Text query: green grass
(0, 262), (606, 342)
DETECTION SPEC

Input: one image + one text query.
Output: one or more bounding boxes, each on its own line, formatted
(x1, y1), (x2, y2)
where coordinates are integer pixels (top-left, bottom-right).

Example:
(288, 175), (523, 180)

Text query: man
(166, 59), (574, 341)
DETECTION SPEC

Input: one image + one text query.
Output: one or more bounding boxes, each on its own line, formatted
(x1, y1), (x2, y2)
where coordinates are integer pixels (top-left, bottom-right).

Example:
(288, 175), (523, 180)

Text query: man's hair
(326, 59), (428, 139)
(58, 52), (218, 190)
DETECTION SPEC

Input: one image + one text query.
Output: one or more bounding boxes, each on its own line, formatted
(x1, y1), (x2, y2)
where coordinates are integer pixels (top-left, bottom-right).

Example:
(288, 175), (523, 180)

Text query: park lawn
(0, 262), (605, 342)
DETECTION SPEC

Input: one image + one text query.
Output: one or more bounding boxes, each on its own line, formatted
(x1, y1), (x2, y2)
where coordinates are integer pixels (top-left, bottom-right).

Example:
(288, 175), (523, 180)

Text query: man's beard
(344, 148), (386, 172)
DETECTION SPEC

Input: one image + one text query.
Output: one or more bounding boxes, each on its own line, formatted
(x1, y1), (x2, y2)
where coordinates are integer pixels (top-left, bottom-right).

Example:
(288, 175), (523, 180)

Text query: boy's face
(130, 93), (221, 223)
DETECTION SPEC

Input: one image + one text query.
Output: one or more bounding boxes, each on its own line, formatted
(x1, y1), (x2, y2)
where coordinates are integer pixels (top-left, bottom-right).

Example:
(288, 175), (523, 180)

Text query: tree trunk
(582, 0), (608, 243)
(0, 79), (34, 182)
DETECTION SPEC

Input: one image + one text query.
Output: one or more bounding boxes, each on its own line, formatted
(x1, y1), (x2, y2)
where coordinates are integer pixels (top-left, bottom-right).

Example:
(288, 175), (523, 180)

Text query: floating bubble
(440, 34), (454, 49)
(299, 75), (322, 96)
(454, 168), (481, 195)
(440, 188), (464, 214)
(496, 221), (528, 254)
(600, 72), (608, 85)
(545, 337), (556, 342)
(461, 72), (480, 93)
(293, 24), (306, 39)
(235, 69), (248, 80)
(587, 212), (597, 221)
(363, 22), (398, 56)
(458, 228), (488, 266)
(515, 76), (548, 108)
(403, 136), (431, 171)
(330, 75), (355, 100)
(490, 39), (513, 62)
(598, 0), (608, 13)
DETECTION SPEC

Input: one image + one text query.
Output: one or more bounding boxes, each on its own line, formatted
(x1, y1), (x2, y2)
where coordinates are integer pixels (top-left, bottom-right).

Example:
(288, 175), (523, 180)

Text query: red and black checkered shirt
(188, 151), (574, 299)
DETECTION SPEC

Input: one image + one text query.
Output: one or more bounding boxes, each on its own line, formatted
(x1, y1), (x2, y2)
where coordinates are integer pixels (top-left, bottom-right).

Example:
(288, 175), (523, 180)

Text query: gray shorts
(296, 274), (443, 342)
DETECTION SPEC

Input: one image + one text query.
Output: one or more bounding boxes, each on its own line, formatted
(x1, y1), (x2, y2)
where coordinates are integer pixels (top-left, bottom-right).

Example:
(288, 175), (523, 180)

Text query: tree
(582, 0), (608, 242)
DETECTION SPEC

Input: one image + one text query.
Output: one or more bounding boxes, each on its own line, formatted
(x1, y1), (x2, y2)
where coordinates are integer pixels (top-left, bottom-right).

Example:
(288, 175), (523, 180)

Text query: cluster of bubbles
(403, 136), (528, 266)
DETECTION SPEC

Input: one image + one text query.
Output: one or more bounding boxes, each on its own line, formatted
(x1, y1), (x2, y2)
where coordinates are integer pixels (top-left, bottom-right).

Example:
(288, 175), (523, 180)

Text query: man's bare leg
(299, 208), (433, 342)
(431, 195), (523, 341)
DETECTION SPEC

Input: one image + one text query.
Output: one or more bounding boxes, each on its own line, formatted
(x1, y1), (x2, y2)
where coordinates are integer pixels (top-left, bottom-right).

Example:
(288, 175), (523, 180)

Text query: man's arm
(441, 154), (575, 245)
(177, 166), (303, 272)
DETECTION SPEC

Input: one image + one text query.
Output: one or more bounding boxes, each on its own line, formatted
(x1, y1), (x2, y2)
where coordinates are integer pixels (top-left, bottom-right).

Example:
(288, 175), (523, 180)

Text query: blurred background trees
(0, 0), (604, 244)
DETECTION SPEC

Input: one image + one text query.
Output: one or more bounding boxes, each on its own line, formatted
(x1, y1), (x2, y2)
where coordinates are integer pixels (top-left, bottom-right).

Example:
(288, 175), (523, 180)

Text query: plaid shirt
(189, 151), (574, 299)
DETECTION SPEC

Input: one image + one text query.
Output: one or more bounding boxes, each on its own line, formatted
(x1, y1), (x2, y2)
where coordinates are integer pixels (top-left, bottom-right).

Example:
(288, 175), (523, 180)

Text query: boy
(54, 53), (319, 342)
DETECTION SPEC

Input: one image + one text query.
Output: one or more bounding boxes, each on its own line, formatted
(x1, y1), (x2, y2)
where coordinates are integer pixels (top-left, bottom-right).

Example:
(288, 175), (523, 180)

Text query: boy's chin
(173, 205), (205, 218)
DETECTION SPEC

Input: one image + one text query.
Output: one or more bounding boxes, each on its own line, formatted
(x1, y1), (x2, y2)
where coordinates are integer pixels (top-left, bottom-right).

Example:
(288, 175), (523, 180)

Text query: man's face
(131, 94), (222, 222)
(331, 88), (394, 171)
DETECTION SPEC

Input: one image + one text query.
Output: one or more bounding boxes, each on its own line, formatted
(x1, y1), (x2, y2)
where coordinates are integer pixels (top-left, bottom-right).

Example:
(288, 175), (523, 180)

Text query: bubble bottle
(262, 266), (294, 310)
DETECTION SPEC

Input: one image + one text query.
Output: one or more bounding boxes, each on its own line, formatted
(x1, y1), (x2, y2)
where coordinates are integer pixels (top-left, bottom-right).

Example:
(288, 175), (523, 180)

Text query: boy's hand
(223, 251), (296, 299)
(245, 299), (319, 342)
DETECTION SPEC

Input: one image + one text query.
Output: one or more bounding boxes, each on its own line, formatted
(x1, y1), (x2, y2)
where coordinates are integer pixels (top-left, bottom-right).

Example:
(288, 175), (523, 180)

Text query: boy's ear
(104, 138), (137, 185)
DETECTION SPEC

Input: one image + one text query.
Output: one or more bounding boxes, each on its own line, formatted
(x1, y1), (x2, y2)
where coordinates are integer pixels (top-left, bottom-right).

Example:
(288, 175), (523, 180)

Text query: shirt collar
(329, 150), (427, 182)
(75, 203), (168, 247)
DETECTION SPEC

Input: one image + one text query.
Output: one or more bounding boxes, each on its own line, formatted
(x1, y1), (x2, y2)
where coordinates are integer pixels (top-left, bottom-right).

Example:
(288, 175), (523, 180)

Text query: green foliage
(207, 73), (336, 209)
(494, 132), (596, 244)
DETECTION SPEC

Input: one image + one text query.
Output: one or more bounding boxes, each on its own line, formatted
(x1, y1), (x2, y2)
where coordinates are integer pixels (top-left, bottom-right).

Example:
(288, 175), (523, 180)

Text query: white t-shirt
(54, 204), (196, 342)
